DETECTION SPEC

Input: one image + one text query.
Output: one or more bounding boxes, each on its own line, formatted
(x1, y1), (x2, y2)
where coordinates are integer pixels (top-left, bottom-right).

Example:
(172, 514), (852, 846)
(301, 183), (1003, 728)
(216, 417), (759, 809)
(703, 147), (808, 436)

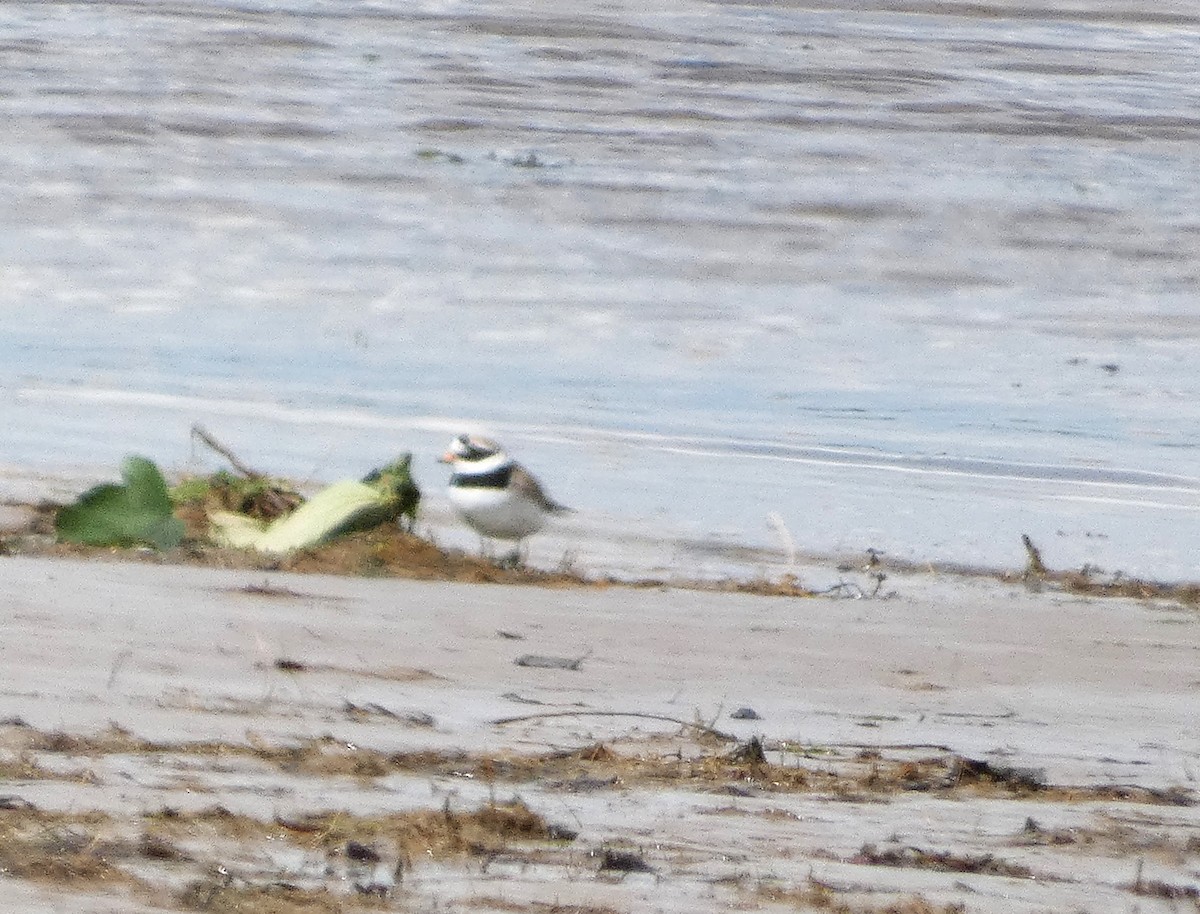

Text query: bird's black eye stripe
(458, 438), (495, 460)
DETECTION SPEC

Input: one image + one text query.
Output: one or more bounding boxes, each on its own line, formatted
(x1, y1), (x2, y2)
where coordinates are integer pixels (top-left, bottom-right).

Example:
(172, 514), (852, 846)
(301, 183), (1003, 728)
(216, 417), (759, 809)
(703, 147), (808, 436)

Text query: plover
(439, 435), (570, 542)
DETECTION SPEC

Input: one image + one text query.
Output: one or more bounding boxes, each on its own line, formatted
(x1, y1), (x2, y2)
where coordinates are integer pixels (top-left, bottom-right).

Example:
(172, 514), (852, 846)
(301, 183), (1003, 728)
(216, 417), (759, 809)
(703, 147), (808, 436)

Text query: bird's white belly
(447, 486), (547, 540)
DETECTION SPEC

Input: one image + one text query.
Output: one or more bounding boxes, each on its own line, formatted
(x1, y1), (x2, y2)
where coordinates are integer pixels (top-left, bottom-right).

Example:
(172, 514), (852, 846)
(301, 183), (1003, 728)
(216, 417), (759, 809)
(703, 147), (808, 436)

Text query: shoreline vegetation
(6, 505), (1200, 608)
(0, 423), (1196, 608)
(4, 488), (1199, 607)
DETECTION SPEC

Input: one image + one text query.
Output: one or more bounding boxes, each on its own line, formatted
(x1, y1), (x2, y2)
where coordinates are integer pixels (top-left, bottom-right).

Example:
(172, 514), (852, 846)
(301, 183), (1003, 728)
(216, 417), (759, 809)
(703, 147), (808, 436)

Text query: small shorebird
(439, 435), (570, 545)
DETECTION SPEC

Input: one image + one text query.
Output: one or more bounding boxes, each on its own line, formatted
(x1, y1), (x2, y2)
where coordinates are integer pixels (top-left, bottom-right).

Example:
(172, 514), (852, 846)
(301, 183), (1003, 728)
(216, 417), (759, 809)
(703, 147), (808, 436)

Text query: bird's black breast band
(450, 466), (512, 489)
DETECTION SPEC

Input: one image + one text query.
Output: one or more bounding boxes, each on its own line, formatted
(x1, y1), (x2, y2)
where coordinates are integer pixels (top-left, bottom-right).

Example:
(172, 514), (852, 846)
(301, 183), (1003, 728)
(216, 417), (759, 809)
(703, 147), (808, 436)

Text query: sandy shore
(1, 553), (1197, 913)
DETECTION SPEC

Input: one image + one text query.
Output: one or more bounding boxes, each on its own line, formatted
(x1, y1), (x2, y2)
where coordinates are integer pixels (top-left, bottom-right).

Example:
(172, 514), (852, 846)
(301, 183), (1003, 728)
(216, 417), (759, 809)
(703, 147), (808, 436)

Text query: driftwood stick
(491, 710), (737, 742)
(190, 424), (290, 515)
(191, 424), (262, 479)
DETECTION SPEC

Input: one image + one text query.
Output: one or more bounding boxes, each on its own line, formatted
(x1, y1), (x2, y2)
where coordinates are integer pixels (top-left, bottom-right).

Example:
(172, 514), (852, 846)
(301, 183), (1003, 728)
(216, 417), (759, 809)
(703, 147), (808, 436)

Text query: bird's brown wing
(509, 464), (572, 514)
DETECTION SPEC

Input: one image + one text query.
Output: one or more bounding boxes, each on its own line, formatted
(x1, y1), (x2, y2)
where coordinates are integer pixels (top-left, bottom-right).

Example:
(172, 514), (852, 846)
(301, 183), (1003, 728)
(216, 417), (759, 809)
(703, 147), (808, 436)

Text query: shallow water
(3, 0), (1200, 579)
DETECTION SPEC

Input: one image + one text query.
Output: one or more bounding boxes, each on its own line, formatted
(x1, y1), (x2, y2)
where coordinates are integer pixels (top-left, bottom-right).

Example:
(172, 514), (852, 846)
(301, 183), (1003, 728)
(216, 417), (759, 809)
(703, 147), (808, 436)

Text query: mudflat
(0, 554), (1197, 913)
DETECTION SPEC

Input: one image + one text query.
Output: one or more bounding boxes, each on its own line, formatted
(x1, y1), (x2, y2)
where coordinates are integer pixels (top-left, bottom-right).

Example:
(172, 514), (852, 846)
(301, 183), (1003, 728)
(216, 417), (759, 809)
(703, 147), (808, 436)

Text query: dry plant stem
(491, 710), (737, 742)
(814, 581), (867, 598)
(191, 424), (262, 479)
(1021, 533), (1047, 577)
(190, 423), (291, 515)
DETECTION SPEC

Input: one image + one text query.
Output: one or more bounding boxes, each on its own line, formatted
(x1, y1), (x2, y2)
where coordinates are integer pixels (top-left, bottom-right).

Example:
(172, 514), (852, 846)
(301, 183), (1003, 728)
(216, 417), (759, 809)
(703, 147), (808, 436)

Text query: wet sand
(1, 553), (1197, 913)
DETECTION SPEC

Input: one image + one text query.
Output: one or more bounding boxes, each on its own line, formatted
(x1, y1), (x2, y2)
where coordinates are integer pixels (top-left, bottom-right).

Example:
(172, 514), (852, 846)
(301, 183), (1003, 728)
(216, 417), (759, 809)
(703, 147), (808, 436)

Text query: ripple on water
(2, 0), (1199, 577)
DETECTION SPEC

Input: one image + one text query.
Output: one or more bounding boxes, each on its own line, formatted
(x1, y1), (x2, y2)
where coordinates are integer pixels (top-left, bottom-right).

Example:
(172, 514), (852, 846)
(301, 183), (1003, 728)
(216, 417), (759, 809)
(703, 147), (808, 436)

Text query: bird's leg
(498, 543), (524, 570)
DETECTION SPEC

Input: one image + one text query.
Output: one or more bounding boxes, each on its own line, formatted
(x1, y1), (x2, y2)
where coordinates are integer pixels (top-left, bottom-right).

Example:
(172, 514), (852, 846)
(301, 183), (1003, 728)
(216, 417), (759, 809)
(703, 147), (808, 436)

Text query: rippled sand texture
(3, 1), (1200, 577)
(2, 556), (1199, 913)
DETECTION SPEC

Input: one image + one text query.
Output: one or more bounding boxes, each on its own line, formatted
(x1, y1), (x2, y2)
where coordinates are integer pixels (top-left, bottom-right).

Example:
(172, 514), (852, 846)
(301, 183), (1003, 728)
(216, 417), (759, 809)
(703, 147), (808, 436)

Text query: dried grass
(0, 807), (136, 889)
(4, 723), (1192, 806)
(178, 878), (382, 913)
(853, 842), (1033, 878)
(758, 879), (966, 913)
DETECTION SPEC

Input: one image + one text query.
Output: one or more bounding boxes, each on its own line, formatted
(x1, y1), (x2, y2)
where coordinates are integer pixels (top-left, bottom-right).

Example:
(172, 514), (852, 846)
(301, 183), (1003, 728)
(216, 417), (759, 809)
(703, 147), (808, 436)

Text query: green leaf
(361, 453), (421, 530)
(56, 456), (186, 550)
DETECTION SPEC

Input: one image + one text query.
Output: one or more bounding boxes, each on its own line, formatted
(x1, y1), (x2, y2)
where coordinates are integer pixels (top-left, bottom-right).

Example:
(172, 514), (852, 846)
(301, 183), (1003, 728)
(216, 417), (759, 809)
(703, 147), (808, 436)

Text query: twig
(190, 424), (291, 515)
(191, 424), (263, 479)
(491, 710), (737, 742)
(824, 741), (957, 753)
(1021, 534), (1047, 577)
(813, 581), (866, 599)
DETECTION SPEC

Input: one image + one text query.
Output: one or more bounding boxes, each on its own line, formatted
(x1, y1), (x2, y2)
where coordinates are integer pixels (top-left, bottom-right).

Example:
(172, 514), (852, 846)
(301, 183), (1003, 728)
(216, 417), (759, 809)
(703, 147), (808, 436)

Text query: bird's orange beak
(438, 451), (456, 464)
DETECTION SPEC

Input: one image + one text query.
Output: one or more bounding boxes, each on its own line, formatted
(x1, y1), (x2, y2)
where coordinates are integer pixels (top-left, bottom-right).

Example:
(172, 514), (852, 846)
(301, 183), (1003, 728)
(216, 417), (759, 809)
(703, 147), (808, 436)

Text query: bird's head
(439, 434), (504, 465)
